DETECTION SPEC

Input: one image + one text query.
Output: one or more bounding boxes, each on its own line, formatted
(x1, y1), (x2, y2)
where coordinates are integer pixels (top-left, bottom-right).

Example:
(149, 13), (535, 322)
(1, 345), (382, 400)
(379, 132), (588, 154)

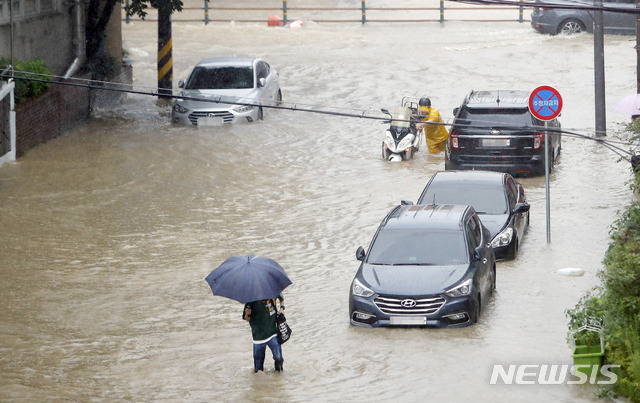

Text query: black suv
(445, 90), (561, 177)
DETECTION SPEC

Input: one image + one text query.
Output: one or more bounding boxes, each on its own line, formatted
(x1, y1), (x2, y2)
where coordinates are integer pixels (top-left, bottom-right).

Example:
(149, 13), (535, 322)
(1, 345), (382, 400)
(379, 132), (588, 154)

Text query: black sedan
(349, 204), (496, 328)
(417, 170), (529, 260)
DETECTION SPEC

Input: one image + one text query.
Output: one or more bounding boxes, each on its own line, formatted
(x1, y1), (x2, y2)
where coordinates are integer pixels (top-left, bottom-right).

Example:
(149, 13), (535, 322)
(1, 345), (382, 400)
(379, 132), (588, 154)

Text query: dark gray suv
(445, 90), (561, 177)
(531, 0), (636, 35)
(349, 204), (496, 328)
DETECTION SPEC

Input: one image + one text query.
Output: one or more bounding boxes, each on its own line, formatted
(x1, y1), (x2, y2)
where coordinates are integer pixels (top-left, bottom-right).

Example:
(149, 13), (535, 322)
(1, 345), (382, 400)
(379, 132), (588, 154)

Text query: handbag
(276, 313), (292, 344)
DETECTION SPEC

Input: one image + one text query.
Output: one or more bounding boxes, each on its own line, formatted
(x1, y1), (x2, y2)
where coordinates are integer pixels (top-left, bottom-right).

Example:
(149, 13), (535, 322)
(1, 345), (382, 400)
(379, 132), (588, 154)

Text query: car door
(466, 214), (491, 301)
(505, 176), (525, 239)
(603, 0), (635, 34)
(256, 60), (277, 103)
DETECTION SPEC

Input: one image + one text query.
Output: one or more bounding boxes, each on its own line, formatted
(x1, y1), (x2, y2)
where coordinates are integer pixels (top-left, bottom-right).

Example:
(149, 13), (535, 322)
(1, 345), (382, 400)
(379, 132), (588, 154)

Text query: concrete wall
(0, 10), (75, 76)
(0, 2), (124, 76)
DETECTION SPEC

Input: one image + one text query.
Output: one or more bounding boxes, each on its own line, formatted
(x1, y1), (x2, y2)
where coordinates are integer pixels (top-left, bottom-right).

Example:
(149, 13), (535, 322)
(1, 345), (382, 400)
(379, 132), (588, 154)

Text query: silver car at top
(531, 0), (636, 35)
(172, 57), (282, 125)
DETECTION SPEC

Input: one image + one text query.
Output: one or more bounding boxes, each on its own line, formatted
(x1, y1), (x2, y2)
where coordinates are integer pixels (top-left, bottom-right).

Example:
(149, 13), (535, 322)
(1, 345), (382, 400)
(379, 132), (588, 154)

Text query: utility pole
(594, 0), (607, 137)
(157, 7), (173, 100)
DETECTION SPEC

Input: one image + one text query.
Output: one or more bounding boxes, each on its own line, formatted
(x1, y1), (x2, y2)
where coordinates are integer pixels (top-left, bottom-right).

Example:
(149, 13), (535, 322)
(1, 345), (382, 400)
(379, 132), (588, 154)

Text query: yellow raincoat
(418, 105), (449, 153)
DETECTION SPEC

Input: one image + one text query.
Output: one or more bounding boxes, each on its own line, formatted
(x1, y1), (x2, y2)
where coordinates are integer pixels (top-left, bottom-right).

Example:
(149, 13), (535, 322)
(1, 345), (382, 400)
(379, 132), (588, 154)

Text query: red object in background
(268, 15), (283, 27)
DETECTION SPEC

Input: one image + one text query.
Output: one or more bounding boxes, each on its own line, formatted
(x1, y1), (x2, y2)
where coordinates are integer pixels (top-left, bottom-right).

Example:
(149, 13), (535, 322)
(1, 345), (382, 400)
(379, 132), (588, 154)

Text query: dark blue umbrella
(205, 254), (292, 304)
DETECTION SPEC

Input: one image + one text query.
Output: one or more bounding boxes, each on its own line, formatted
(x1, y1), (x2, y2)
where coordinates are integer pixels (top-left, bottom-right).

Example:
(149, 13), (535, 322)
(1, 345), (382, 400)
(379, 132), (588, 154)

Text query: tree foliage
(124, 0), (185, 18)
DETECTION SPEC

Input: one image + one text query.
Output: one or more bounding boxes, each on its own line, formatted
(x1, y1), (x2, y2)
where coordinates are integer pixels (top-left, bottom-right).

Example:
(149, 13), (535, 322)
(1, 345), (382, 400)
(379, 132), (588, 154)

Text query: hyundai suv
(349, 204), (496, 328)
(445, 90), (561, 177)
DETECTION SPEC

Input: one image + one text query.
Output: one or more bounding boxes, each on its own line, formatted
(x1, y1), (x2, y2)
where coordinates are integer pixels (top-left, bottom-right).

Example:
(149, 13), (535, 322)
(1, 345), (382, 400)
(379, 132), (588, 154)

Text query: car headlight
(352, 278), (374, 297)
(234, 105), (255, 113)
(491, 227), (514, 248)
(173, 103), (188, 114)
(445, 279), (472, 298)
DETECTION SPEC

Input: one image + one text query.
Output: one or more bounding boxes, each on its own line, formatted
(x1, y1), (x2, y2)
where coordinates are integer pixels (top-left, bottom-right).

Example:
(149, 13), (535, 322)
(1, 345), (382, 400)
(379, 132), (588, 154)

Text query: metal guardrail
(123, 0), (531, 25)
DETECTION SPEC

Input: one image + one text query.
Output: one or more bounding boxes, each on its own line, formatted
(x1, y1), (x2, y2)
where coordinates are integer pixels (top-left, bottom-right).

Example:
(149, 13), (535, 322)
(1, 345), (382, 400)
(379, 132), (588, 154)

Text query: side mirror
(178, 80), (185, 88)
(401, 200), (414, 205)
(453, 107), (459, 116)
(513, 202), (530, 214)
(381, 108), (391, 116)
(356, 246), (366, 261)
(258, 77), (266, 88)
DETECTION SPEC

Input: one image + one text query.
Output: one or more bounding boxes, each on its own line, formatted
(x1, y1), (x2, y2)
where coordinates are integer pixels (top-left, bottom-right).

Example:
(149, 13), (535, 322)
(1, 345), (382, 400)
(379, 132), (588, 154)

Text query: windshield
(390, 106), (411, 129)
(367, 229), (468, 265)
(186, 66), (254, 90)
(457, 107), (532, 128)
(421, 182), (508, 214)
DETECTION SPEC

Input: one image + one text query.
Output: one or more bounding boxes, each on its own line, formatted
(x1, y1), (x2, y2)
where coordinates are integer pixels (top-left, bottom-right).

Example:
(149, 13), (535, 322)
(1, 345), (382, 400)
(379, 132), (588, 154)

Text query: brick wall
(15, 74), (90, 158)
(13, 63), (133, 159)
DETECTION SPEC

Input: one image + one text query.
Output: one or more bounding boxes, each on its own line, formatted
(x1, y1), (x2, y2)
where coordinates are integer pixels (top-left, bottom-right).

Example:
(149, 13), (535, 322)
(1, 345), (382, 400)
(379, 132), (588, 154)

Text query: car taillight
(533, 133), (544, 150)
(450, 132), (459, 149)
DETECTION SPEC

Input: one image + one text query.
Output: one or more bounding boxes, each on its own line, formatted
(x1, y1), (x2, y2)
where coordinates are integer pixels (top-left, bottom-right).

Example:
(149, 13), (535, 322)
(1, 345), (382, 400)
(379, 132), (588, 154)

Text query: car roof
(382, 204), (471, 231)
(430, 170), (507, 186)
(195, 57), (258, 67)
(464, 90), (530, 108)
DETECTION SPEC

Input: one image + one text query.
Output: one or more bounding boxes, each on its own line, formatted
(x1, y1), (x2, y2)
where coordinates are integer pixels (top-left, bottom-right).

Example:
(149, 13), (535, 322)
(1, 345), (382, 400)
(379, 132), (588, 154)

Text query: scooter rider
(415, 97), (449, 153)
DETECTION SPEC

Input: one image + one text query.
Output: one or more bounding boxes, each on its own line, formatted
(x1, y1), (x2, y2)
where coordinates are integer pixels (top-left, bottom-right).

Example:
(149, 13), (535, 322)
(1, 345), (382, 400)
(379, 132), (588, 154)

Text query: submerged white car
(172, 57), (282, 125)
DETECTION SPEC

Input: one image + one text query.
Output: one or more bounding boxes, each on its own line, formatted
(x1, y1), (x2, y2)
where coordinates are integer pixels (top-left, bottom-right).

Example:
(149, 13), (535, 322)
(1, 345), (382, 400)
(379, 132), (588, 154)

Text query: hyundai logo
(207, 113), (217, 117)
(400, 299), (417, 308)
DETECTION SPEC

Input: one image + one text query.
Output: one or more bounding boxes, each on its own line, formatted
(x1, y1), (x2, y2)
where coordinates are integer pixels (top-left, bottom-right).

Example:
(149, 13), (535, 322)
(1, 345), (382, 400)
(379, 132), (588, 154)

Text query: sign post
(528, 85), (563, 244)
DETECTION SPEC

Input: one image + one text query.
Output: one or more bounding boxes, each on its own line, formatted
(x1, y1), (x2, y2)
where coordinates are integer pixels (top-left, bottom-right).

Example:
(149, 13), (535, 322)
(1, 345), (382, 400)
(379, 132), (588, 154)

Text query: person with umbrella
(243, 294), (285, 372)
(205, 254), (291, 373)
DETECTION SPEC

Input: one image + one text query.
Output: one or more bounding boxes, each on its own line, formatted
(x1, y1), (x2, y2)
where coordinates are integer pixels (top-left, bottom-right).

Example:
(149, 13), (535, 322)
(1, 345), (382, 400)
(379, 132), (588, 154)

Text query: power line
(1, 70), (637, 162)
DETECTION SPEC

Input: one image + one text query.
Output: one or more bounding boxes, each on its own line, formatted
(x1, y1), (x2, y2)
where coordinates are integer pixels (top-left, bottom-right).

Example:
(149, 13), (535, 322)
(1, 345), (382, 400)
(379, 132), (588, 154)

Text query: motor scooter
(381, 100), (422, 162)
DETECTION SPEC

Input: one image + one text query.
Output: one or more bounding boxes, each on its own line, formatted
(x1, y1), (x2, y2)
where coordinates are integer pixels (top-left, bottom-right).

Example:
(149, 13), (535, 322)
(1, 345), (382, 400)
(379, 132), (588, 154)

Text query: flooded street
(1, 2), (639, 400)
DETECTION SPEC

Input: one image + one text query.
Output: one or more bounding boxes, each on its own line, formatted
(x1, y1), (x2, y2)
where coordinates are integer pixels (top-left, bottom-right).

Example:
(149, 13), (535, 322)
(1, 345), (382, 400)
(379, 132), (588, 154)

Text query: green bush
(0, 57), (52, 105)
(567, 124), (640, 402)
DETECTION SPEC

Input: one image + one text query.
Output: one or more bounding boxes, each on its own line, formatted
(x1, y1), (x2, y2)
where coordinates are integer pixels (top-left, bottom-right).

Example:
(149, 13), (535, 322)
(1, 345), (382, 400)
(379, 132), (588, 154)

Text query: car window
(420, 182), (508, 215)
(457, 107), (532, 128)
(186, 66), (254, 90)
(256, 61), (270, 81)
(465, 218), (479, 251)
(506, 178), (517, 209)
(367, 229), (468, 265)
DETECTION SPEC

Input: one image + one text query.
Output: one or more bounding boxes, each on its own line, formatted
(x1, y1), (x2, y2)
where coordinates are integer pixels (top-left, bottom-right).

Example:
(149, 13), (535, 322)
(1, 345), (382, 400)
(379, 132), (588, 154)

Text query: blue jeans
(253, 336), (283, 372)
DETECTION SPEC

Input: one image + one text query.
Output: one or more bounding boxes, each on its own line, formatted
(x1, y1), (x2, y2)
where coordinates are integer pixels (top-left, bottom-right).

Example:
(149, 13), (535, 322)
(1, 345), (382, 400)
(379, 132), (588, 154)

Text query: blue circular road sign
(529, 86), (563, 121)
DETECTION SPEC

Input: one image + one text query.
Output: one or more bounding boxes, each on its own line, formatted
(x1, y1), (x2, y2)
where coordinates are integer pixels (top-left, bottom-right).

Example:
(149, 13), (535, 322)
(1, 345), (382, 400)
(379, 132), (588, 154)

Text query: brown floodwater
(0, 1), (638, 400)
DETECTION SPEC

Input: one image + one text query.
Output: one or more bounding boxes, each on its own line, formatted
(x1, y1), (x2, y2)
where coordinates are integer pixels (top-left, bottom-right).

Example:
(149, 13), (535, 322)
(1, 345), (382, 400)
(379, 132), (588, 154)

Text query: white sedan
(172, 57), (282, 125)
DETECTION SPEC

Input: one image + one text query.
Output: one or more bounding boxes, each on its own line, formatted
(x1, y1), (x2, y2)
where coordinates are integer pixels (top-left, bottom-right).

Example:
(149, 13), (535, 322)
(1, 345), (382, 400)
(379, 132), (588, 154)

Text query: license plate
(390, 316), (427, 325)
(199, 117), (224, 126)
(482, 138), (510, 147)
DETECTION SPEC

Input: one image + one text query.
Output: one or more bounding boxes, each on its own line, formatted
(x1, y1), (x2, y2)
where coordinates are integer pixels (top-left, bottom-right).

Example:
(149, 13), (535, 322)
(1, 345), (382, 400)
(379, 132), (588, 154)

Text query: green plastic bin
(571, 344), (604, 376)
(570, 323), (604, 376)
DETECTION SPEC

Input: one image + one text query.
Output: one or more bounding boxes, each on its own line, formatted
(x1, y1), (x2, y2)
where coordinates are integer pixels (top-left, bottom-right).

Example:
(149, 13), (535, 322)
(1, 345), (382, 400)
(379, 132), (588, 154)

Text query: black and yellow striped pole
(282, 0), (288, 26)
(157, 8), (173, 99)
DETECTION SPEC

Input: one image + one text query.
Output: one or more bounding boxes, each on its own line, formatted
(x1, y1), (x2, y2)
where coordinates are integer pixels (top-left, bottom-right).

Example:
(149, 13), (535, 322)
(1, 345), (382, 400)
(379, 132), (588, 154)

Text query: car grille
(374, 295), (445, 315)
(188, 111), (235, 125)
